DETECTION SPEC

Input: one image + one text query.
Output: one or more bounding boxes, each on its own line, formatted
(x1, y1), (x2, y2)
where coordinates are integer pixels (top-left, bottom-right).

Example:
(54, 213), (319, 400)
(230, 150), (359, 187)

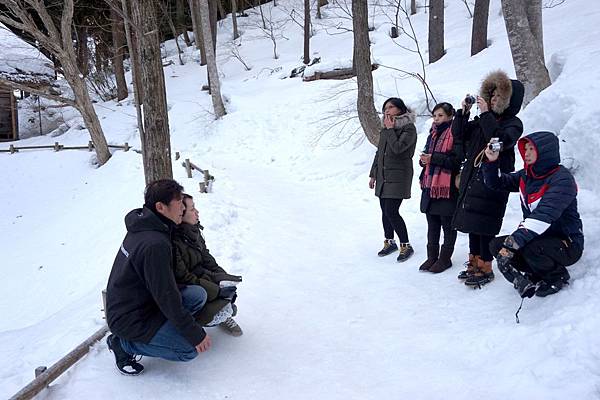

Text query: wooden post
(101, 289), (107, 320)
(124, 142), (130, 152)
(199, 182), (206, 193)
(53, 142), (60, 151)
(87, 141), (94, 151)
(203, 169), (211, 192)
(175, 151), (180, 160)
(9, 325), (109, 400)
(184, 158), (192, 178)
(34, 367), (47, 378)
(9, 144), (16, 154)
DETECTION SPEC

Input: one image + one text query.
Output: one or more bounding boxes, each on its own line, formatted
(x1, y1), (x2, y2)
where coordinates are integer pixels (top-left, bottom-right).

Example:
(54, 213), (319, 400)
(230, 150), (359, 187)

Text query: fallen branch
(303, 64), (378, 82)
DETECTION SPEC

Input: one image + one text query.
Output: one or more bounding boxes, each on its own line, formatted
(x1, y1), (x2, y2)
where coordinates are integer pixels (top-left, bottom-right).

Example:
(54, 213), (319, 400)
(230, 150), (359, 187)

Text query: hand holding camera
(484, 138), (503, 161)
(217, 286), (237, 301)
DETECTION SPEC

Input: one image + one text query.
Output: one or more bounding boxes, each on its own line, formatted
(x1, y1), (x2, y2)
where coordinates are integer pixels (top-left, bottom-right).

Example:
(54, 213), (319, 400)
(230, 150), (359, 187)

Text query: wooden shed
(0, 87), (18, 141)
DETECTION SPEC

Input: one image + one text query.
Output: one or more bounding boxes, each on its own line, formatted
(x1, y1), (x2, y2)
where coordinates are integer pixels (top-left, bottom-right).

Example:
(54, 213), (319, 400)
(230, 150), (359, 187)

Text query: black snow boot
(378, 239), (398, 257)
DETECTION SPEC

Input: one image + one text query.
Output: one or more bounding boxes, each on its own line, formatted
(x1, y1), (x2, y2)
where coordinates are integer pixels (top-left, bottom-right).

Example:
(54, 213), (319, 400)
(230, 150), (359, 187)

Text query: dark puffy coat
(482, 131), (584, 250)
(452, 71), (524, 235)
(106, 207), (206, 347)
(419, 121), (464, 216)
(370, 111), (417, 199)
(173, 222), (241, 325)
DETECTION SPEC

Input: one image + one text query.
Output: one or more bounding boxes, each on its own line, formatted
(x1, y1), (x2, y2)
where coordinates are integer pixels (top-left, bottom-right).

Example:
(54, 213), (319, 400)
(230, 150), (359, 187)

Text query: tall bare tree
(189, 0), (207, 64)
(0, 0), (111, 165)
(303, 0), (310, 64)
(470, 0), (490, 56)
(231, 0), (240, 39)
(131, 0), (174, 182)
(176, 0), (192, 46)
(411, 0), (416, 15)
(428, 0), (444, 63)
(199, 0), (226, 118)
(501, 0), (550, 105)
(111, 5), (128, 100)
(352, 0), (380, 146)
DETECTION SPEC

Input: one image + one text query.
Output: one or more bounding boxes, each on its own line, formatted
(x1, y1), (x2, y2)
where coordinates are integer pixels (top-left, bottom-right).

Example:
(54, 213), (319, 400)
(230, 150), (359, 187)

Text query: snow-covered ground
(1, 0), (599, 398)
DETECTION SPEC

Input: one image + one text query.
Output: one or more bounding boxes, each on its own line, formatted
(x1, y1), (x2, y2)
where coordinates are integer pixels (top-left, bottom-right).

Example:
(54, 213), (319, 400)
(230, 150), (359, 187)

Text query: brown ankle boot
(457, 254), (479, 280)
(464, 258), (495, 287)
(419, 244), (439, 271)
(429, 245), (453, 273)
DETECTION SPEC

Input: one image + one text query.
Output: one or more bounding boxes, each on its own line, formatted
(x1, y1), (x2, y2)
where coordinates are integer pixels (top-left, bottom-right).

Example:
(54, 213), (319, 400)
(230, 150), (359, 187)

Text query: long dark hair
(382, 97), (408, 115)
(432, 102), (455, 117)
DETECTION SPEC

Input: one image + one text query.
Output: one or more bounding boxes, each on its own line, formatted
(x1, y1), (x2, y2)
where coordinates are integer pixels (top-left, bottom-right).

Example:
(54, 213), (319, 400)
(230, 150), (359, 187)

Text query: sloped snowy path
(34, 159), (599, 400)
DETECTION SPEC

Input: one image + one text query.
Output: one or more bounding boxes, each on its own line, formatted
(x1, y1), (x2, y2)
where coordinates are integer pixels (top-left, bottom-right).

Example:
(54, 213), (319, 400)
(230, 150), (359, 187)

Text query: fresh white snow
(1, 0), (599, 399)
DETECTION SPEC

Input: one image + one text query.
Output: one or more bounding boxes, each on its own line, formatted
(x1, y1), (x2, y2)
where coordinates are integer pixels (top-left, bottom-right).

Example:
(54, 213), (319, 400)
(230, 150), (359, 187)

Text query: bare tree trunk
(411, 0), (416, 15)
(76, 25), (90, 77)
(121, 0), (145, 136)
(209, 0), (218, 51)
(231, 0), (240, 39)
(111, 7), (128, 100)
(176, 0), (192, 46)
(352, 0), (380, 147)
(526, 0), (545, 64)
(0, 0), (111, 165)
(199, 0), (227, 118)
(501, 0), (550, 105)
(190, 0), (207, 64)
(470, 0), (490, 56)
(131, 0), (174, 182)
(157, 0), (185, 65)
(303, 0), (310, 64)
(428, 0), (444, 63)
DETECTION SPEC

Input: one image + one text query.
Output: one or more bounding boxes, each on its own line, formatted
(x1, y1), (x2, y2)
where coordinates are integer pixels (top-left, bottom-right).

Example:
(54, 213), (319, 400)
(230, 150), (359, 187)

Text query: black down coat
(452, 72), (524, 235)
(370, 111), (417, 199)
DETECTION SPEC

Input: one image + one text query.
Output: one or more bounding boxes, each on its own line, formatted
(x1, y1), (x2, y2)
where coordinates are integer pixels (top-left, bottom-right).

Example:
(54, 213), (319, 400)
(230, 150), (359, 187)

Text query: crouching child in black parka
(482, 131), (584, 298)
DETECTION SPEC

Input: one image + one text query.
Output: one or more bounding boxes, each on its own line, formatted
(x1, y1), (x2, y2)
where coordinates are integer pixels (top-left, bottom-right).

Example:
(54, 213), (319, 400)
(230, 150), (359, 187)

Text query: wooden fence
(0, 141), (131, 154)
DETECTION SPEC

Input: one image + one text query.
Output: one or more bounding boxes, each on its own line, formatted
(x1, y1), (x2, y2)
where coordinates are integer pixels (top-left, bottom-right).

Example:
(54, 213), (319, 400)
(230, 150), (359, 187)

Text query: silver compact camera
(488, 137), (503, 152)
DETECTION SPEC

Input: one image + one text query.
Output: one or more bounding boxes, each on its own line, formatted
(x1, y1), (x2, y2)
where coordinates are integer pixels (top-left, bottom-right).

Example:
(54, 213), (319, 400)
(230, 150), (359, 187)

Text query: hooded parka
(451, 71), (524, 235)
(370, 110), (417, 199)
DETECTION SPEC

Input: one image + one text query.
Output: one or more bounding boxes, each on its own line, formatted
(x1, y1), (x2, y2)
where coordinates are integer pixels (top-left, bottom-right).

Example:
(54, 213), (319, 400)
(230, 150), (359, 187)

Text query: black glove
(513, 273), (536, 298)
(496, 247), (516, 283)
(217, 286), (237, 301)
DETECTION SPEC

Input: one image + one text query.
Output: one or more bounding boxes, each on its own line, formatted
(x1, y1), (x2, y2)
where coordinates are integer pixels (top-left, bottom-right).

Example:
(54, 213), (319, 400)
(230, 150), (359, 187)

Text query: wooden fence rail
(0, 141), (131, 154)
(181, 158), (215, 193)
(9, 325), (109, 400)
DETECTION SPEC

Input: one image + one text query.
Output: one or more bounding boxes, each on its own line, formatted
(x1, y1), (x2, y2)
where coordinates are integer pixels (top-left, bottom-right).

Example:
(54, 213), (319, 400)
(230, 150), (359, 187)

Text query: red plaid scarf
(421, 123), (454, 198)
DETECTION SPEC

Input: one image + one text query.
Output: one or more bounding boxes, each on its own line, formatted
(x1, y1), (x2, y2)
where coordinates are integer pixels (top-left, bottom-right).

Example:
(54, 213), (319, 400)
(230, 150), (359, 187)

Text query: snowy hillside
(1, 0), (599, 399)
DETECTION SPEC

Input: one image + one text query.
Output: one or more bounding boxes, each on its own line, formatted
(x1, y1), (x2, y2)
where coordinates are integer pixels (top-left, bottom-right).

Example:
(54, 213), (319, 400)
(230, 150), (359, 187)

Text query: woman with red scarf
(418, 103), (463, 273)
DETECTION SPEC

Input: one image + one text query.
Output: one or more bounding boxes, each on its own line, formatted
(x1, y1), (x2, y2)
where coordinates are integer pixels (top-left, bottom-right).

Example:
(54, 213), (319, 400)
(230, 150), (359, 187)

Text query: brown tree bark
(189, 0), (207, 64)
(111, 6), (128, 100)
(428, 0), (444, 63)
(303, 0), (310, 64)
(209, 0), (218, 51)
(131, 0), (174, 182)
(231, 0), (240, 39)
(176, 0), (192, 46)
(501, 0), (550, 105)
(352, 0), (380, 147)
(470, 0), (490, 56)
(76, 25), (90, 77)
(199, 0), (227, 118)
(0, 0), (111, 165)
(411, 0), (416, 15)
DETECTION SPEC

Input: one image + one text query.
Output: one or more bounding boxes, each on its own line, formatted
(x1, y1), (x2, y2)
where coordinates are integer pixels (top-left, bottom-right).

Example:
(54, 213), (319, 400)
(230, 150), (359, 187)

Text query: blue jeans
(120, 285), (207, 362)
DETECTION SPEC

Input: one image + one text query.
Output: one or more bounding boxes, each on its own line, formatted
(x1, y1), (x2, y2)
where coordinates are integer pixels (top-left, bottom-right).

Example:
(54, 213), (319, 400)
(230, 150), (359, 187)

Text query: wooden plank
(9, 325), (109, 400)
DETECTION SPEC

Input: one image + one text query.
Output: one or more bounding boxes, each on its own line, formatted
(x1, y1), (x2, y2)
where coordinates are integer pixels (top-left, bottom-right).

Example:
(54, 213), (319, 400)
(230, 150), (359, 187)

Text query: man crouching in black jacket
(105, 179), (211, 375)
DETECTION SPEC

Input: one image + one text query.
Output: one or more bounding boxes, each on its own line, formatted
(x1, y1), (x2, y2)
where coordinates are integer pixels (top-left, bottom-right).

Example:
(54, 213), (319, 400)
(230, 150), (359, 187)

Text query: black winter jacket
(106, 207), (206, 347)
(451, 79), (524, 235)
(482, 131), (584, 250)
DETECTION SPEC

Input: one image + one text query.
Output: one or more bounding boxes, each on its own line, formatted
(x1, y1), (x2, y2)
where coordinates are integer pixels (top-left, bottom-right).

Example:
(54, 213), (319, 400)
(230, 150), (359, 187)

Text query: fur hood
(382, 108), (416, 129)
(480, 70), (524, 116)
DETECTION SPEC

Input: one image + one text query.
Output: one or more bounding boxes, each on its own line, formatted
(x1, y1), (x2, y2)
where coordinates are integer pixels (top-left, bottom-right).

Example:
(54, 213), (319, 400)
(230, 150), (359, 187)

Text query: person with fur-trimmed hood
(483, 131), (584, 298)
(369, 97), (417, 262)
(451, 70), (525, 287)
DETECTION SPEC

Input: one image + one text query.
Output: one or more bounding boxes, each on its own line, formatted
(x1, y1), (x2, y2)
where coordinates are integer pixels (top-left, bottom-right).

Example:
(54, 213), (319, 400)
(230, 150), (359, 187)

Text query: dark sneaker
(396, 243), (414, 262)
(107, 334), (144, 376)
(535, 280), (565, 297)
(378, 240), (398, 257)
(219, 317), (243, 337)
(464, 271), (495, 288)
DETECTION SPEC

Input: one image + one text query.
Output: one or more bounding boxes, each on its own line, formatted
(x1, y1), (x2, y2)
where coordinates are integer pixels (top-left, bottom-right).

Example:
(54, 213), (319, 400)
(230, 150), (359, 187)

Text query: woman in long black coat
(452, 70), (524, 287)
(369, 97), (417, 262)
